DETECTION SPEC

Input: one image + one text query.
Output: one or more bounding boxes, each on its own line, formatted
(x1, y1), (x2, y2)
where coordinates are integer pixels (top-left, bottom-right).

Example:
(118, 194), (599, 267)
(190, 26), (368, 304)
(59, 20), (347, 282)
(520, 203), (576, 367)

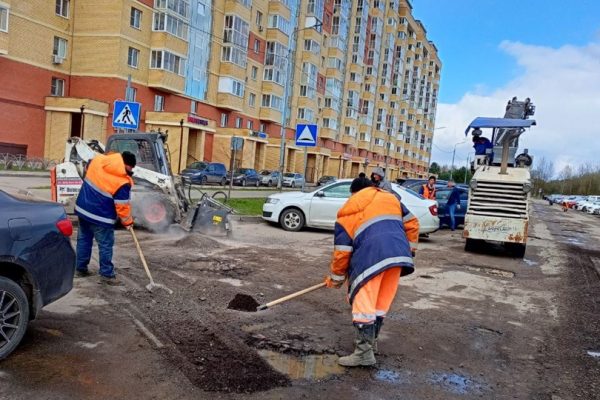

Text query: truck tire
(464, 238), (483, 253)
(0, 276), (30, 360)
(506, 243), (526, 258)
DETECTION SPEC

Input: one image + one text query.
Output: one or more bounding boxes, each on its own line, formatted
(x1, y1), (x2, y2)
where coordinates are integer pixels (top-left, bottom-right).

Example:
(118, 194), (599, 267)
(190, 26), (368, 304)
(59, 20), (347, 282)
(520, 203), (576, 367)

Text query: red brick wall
(247, 32), (265, 64)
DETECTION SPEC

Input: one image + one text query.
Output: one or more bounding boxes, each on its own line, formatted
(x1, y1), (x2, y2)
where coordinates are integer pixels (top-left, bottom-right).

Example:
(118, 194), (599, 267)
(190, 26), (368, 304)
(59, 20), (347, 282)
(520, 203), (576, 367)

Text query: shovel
(129, 227), (173, 295)
(256, 282), (326, 311)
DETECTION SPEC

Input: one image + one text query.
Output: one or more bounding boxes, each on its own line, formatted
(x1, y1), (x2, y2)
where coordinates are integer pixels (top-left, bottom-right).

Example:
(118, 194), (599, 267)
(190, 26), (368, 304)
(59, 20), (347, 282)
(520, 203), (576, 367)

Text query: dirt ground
(1, 200), (599, 399)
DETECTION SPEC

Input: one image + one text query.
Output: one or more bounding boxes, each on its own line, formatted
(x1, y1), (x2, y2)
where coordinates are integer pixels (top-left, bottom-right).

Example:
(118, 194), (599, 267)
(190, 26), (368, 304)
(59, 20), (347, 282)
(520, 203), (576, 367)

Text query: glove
(325, 275), (345, 289)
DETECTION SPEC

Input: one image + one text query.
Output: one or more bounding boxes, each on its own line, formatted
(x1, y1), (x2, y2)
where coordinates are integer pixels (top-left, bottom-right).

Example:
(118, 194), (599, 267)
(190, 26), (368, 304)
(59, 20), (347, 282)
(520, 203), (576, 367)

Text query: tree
(429, 162), (441, 175)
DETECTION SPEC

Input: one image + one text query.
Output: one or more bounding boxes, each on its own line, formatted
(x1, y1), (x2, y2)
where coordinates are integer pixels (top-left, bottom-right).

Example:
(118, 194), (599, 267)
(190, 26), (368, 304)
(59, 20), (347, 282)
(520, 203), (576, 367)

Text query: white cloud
(432, 39), (600, 176)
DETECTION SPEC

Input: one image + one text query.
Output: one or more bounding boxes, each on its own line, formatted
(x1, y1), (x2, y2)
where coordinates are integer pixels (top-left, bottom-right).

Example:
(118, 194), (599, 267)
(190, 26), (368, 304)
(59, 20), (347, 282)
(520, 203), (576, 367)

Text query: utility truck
(463, 97), (536, 257)
(51, 133), (232, 234)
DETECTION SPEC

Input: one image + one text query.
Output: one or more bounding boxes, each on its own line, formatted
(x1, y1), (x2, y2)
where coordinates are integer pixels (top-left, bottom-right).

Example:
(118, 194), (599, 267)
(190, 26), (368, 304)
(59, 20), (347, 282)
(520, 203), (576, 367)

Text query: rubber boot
(338, 324), (376, 367)
(373, 316), (384, 354)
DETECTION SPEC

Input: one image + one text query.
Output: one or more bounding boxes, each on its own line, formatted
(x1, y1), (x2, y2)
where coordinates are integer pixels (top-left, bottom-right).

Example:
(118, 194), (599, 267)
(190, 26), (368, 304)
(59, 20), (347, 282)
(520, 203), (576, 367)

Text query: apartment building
(0, 0), (440, 180)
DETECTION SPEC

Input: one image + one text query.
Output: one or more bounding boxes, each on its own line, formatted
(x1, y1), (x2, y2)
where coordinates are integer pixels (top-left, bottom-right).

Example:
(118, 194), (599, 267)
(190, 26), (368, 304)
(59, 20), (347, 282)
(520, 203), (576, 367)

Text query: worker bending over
(75, 151), (136, 285)
(325, 177), (419, 367)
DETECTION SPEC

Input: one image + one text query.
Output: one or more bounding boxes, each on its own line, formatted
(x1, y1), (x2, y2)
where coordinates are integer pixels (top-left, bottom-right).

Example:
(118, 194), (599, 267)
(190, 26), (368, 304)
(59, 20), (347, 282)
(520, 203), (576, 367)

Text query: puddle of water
(523, 258), (538, 266)
(373, 369), (409, 384)
(429, 372), (485, 395)
(587, 350), (600, 358)
(258, 350), (345, 380)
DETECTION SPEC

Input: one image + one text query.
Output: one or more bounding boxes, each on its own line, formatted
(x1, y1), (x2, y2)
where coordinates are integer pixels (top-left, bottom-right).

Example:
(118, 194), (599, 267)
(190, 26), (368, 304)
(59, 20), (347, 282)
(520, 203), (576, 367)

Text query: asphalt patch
(228, 293), (260, 312)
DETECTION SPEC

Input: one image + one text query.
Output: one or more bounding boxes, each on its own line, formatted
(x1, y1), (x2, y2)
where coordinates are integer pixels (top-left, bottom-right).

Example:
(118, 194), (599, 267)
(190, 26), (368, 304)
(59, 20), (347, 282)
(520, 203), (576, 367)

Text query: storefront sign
(187, 115), (209, 126)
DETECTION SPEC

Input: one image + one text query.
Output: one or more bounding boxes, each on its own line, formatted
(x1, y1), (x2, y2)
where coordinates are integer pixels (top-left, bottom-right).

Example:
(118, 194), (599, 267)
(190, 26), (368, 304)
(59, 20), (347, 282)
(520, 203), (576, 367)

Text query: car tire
(268, 180), (273, 187)
(0, 276), (30, 360)
(255, 180), (260, 187)
(220, 177), (227, 186)
(279, 208), (305, 232)
(201, 176), (208, 185)
(242, 179), (246, 187)
(291, 182), (296, 188)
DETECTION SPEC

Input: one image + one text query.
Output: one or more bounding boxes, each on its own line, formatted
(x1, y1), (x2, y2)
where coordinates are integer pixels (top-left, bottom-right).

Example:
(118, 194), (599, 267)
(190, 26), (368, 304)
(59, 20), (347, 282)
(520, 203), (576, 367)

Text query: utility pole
(464, 154), (470, 184)
(450, 139), (466, 181)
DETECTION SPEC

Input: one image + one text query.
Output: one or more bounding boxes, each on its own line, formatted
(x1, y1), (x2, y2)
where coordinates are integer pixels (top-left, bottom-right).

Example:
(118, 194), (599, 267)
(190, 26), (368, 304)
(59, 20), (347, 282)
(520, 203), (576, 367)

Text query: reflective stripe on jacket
(75, 153), (134, 228)
(330, 187), (420, 304)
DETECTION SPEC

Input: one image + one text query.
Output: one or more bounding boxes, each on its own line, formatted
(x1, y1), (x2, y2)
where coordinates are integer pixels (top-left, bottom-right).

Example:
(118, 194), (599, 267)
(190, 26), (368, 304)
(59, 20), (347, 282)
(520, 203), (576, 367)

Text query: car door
(435, 189), (450, 224)
(308, 181), (352, 228)
(457, 190), (468, 225)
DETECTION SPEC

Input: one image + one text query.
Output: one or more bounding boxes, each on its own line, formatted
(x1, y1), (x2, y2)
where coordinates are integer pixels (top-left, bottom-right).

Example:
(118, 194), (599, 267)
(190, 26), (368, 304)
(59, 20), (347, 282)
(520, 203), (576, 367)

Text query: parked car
(262, 179), (439, 233)
(180, 162), (228, 186)
(0, 189), (75, 359)
(282, 173), (304, 188)
(231, 168), (261, 187)
(317, 176), (336, 186)
(435, 187), (469, 229)
(260, 170), (281, 187)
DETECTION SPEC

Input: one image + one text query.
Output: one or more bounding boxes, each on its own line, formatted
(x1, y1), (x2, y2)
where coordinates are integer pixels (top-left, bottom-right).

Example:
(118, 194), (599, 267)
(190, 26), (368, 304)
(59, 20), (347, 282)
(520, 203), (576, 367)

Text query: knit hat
(121, 151), (137, 168)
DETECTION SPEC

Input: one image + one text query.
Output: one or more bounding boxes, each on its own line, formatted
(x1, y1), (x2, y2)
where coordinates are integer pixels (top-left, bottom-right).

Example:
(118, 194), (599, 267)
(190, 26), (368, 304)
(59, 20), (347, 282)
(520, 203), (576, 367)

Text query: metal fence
(0, 154), (59, 171)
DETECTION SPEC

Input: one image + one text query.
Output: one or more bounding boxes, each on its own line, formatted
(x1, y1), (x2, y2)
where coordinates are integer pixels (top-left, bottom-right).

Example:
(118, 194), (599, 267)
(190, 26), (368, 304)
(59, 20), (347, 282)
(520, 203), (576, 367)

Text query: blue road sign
(113, 100), (141, 130)
(295, 124), (318, 147)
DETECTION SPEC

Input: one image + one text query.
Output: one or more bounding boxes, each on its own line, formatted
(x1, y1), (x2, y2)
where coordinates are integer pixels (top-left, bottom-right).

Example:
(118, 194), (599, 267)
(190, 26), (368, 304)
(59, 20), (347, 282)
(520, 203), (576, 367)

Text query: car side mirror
(316, 191), (325, 197)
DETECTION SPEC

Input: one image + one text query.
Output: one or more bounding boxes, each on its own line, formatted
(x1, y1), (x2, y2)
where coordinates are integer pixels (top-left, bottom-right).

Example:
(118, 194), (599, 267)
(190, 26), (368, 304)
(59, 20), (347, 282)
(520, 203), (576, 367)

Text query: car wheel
(280, 208), (305, 232)
(0, 276), (30, 360)
(291, 182), (296, 188)
(201, 176), (208, 185)
(255, 180), (260, 187)
(242, 179), (246, 187)
(268, 180), (273, 187)
(220, 177), (227, 186)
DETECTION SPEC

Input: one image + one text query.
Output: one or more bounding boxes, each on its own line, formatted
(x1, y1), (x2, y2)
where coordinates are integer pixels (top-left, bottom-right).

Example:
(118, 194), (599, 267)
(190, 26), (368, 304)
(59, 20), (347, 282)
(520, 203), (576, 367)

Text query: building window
(260, 123), (266, 132)
(235, 117), (243, 128)
(191, 100), (198, 114)
(253, 39), (260, 53)
(251, 66), (258, 80)
(0, 6), (8, 32)
(261, 94), (283, 110)
(51, 77), (65, 96)
(256, 11), (263, 26)
(153, 12), (188, 40)
(154, 95), (165, 111)
(222, 15), (249, 67)
(55, 0), (69, 18)
(297, 108), (314, 121)
(127, 47), (140, 68)
(53, 36), (68, 59)
(267, 15), (291, 36)
(247, 120), (254, 130)
(249, 93), (256, 107)
(150, 50), (186, 75)
(220, 113), (229, 127)
(130, 7), (142, 29)
(217, 76), (245, 97)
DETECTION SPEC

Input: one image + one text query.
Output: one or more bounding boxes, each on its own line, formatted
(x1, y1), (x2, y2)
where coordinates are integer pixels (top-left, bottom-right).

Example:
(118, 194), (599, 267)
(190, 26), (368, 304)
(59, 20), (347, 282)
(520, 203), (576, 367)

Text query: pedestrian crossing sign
(112, 100), (141, 130)
(295, 124), (318, 147)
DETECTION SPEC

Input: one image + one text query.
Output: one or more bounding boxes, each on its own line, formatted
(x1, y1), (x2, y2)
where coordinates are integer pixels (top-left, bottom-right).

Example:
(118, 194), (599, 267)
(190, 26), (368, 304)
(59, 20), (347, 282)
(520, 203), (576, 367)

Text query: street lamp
(450, 139), (466, 181)
(277, 20), (323, 190)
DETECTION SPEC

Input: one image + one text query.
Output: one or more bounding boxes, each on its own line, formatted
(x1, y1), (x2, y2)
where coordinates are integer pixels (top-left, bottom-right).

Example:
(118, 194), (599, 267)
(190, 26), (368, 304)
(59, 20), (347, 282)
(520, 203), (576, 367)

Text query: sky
(412, 0), (600, 176)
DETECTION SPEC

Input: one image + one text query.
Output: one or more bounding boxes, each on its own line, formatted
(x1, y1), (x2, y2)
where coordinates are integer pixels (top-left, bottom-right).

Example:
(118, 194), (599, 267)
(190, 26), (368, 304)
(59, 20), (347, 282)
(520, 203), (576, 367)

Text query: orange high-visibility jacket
(421, 184), (436, 200)
(75, 153), (134, 227)
(329, 187), (419, 304)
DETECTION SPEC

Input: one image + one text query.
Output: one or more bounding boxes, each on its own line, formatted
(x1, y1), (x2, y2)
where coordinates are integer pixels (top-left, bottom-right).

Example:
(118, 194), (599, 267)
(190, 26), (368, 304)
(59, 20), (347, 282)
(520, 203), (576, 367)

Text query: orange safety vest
(422, 184), (436, 200)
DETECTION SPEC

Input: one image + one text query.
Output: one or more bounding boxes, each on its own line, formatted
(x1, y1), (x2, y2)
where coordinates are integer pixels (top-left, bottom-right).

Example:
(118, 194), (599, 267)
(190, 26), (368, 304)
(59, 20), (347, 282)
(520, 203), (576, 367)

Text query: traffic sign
(295, 124), (318, 147)
(231, 136), (244, 151)
(113, 100), (141, 130)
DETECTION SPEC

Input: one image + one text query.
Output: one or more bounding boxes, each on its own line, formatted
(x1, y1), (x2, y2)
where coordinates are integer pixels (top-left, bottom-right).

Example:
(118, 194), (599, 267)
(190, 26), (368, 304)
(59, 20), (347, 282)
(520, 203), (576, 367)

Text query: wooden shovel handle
(262, 282), (326, 309)
(130, 227), (154, 284)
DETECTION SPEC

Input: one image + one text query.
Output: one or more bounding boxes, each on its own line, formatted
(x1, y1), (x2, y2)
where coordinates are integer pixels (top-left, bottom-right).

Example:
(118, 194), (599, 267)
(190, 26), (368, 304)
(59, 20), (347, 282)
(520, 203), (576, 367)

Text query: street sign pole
(302, 147), (308, 192)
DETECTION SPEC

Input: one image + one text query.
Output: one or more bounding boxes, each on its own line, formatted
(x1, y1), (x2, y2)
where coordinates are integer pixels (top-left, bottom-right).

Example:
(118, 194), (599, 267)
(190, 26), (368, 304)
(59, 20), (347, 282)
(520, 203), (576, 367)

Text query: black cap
(122, 151), (136, 168)
(350, 177), (373, 193)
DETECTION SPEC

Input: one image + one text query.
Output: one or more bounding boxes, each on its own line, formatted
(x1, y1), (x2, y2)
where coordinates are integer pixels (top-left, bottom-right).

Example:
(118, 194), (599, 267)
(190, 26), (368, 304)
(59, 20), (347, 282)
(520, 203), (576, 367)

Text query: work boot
(75, 269), (92, 278)
(373, 316), (384, 354)
(338, 324), (376, 367)
(97, 276), (122, 286)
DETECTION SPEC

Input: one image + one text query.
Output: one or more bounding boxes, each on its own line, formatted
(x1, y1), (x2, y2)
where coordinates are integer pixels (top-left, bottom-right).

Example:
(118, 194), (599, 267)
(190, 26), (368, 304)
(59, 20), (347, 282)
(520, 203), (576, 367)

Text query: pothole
(372, 369), (409, 384)
(463, 265), (515, 278)
(258, 350), (345, 380)
(473, 326), (503, 336)
(429, 372), (488, 395)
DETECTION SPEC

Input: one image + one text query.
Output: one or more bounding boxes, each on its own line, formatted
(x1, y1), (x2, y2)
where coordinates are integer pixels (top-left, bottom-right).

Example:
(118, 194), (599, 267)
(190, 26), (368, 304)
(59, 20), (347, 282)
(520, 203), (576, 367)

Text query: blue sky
(413, 1), (600, 172)
(413, 0), (600, 103)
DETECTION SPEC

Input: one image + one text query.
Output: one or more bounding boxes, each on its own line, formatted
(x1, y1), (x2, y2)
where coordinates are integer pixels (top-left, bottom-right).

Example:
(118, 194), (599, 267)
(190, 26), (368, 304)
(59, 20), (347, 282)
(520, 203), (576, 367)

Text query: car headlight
(265, 197), (280, 204)
(469, 179), (478, 190)
(523, 182), (532, 193)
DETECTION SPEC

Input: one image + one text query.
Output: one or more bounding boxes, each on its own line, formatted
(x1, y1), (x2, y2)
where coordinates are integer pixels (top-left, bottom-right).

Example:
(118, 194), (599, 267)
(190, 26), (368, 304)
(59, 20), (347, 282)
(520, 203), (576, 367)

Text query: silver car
(282, 173), (304, 188)
(260, 170), (281, 187)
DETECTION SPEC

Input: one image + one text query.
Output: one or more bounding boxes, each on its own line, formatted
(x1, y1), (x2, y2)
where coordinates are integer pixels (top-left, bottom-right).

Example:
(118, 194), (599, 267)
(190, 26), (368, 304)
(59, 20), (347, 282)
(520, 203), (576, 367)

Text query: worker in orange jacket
(75, 151), (136, 285)
(325, 177), (419, 367)
(419, 175), (437, 200)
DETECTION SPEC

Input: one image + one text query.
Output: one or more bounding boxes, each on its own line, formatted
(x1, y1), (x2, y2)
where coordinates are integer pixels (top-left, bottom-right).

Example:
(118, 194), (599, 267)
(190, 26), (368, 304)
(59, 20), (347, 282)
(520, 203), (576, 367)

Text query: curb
(0, 171), (50, 178)
(231, 215), (263, 223)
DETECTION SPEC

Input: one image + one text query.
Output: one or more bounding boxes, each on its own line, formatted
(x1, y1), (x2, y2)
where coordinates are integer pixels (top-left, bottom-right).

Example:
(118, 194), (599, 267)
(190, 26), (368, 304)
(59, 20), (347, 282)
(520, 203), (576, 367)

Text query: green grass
(226, 197), (266, 216)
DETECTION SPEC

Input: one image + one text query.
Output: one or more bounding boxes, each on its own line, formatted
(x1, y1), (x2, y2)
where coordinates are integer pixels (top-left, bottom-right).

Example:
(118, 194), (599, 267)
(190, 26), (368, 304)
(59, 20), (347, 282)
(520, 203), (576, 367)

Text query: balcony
(259, 107), (282, 123)
(320, 128), (337, 140)
(148, 70), (185, 94)
(150, 32), (188, 57)
(217, 93), (244, 111)
(0, 30), (7, 55)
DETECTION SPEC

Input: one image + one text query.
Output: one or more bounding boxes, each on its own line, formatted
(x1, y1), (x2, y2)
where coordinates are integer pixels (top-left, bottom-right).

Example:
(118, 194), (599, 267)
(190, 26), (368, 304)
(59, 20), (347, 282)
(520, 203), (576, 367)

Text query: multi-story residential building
(0, 0), (440, 180)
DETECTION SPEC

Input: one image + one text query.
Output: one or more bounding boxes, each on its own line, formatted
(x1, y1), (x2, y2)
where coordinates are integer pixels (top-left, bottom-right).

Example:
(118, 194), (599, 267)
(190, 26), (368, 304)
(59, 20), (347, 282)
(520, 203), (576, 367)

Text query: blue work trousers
(448, 203), (457, 231)
(76, 217), (116, 278)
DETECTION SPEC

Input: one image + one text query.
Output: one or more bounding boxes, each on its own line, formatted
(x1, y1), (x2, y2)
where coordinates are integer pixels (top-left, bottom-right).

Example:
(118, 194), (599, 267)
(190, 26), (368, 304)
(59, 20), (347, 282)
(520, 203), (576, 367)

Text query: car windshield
(235, 168), (251, 174)
(188, 162), (207, 170)
(393, 184), (424, 199)
(260, 170), (271, 175)
(284, 173), (295, 177)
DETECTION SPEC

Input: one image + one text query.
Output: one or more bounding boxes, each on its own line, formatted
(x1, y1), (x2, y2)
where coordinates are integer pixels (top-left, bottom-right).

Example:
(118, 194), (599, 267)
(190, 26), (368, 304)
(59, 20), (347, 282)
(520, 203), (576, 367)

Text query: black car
(317, 176), (336, 186)
(435, 187), (469, 229)
(231, 168), (261, 187)
(0, 189), (76, 359)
